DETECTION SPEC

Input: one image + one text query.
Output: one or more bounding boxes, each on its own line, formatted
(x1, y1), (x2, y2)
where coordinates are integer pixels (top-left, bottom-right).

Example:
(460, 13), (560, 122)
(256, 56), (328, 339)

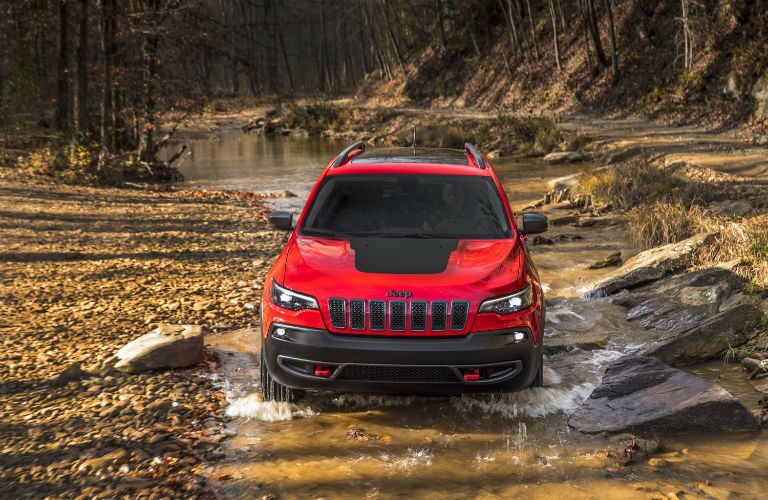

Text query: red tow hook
(314, 365), (333, 378)
(463, 369), (481, 381)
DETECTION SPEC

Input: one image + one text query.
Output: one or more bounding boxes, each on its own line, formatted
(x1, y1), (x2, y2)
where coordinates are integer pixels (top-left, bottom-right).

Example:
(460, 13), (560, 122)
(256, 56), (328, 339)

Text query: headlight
(478, 285), (534, 315)
(269, 280), (319, 311)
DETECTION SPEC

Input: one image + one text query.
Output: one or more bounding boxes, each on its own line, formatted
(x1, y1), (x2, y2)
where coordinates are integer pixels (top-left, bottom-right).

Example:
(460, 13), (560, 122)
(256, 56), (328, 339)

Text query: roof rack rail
(464, 143), (486, 169)
(332, 141), (366, 167)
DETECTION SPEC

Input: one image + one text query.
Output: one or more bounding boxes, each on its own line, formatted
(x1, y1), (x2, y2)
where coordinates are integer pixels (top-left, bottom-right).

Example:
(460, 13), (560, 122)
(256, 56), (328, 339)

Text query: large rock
(543, 151), (587, 164)
(568, 356), (760, 434)
(115, 324), (206, 374)
(623, 267), (740, 331)
(584, 232), (717, 297)
(643, 302), (762, 366)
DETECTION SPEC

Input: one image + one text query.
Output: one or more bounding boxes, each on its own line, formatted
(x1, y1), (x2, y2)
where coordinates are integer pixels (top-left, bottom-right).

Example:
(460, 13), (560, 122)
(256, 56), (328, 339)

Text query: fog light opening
(512, 331), (527, 343)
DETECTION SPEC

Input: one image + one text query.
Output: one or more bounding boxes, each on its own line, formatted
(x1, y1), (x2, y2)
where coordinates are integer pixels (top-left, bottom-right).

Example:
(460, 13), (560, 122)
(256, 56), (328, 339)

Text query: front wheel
(530, 352), (544, 388)
(260, 339), (303, 402)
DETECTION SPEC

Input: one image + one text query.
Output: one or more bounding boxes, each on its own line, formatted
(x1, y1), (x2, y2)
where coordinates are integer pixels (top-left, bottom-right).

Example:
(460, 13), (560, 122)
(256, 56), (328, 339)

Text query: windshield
(300, 174), (512, 239)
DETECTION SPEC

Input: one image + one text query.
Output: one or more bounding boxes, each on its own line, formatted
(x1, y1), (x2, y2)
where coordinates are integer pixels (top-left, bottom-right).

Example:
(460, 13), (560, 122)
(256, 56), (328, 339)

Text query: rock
(574, 215), (622, 227)
(585, 232), (717, 297)
(550, 214), (580, 226)
(486, 150), (501, 159)
(624, 268), (739, 331)
(643, 302), (762, 366)
(708, 199), (752, 218)
(53, 362), (89, 386)
(114, 324), (206, 374)
(588, 251), (622, 269)
(543, 151), (587, 164)
(568, 356), (760, 434)
(751, 378), (768, 397)
(742, 358), (768, 380)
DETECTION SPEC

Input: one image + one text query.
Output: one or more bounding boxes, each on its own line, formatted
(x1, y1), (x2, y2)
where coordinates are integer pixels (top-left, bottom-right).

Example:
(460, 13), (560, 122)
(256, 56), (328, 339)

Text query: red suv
(261, 142), (548, 401)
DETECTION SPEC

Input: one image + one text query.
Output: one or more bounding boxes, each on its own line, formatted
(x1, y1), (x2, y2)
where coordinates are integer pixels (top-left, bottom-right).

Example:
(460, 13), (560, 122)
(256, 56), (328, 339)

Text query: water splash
(226, 393), (317, 422)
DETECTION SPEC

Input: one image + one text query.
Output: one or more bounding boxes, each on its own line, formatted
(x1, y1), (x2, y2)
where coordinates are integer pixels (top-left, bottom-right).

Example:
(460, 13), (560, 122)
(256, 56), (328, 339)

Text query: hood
(283, 235), (526, 332)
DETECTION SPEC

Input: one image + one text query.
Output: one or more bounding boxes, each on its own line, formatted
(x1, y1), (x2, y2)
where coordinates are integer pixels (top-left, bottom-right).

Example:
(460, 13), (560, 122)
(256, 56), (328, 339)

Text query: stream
(175, 134), (768, 499)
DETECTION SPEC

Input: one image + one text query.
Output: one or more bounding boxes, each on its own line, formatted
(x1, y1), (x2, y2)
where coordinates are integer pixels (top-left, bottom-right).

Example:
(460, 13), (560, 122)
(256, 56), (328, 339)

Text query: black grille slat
(328, 298), (346, 329)
(337, 365), (457, 382)
(390, 301), (406, 331)
(349, 299), (366, 329)
(450, 301), (469, 331)
(430, 301), (447, 331)
(370, 300), (386, 330)
(410, 301), (427, 331)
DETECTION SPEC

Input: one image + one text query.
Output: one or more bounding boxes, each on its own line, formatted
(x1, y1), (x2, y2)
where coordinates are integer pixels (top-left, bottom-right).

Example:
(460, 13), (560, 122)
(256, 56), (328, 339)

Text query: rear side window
(301, 174), (511, 239)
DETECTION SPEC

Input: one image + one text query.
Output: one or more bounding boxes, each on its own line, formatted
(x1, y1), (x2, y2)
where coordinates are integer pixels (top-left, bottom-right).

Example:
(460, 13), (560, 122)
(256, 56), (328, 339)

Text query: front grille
(431, 301), (447, 331)
(349, 299), (366, 329)
(390, 301), (406, 331)
(410, 301), (427, 331)
(327, 298), (468, 333)
(370, 300), (386, 330)
(451, 301), (469, 331)
(337, 364), (458, 382)
(329, 298), (346, 328)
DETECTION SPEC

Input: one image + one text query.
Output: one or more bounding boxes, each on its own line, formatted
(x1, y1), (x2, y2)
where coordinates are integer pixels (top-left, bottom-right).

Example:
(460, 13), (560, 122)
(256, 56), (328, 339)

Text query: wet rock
(588, 251), (622, 269)
(742, 358), (768, 380)
(585, 232), (717, 297)
(709, 199), (752, 218)
(543, 151), (587, 164)
(609, 434), (661, 466)
(568, 356), (760, 434)
(643, 303), (762, 366)
(624, 268), (739, 331)
(114, 324), (206, 374)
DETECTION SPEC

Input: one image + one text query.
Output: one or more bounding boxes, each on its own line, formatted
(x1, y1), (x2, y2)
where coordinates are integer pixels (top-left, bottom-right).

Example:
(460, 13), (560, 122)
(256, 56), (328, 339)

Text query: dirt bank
(0, 173), (285, 497)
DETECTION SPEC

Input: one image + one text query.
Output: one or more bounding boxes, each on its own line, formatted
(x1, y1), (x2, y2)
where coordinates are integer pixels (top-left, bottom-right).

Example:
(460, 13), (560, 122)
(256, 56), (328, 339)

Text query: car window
(301, 174), (511, 239)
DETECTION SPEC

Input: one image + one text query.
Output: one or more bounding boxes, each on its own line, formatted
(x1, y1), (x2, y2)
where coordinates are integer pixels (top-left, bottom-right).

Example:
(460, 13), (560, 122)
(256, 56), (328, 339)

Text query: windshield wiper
(348, 232), (449, 239)
(300, 228), (348, 238)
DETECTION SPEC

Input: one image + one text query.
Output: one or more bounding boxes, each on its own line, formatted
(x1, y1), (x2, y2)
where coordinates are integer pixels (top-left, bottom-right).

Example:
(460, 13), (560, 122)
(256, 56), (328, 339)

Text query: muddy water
(179, 136), (768, 498)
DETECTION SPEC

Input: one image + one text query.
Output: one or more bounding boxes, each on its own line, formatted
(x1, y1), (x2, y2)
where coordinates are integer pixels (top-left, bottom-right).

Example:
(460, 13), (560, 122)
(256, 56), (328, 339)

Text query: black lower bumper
(263, 323), (541, 395)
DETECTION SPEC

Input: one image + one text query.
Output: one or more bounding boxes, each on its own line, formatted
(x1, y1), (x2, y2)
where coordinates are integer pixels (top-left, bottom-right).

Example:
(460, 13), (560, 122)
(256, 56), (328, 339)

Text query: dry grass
(696, 215), (768, 287)
(577, 158), (714, 209)
(627, 202), (712, 249)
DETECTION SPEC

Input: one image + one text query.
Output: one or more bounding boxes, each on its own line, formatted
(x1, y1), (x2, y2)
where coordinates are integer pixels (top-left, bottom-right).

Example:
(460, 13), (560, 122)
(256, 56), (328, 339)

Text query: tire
(530, 351), (544, 388)
(260, 338), (303, 403)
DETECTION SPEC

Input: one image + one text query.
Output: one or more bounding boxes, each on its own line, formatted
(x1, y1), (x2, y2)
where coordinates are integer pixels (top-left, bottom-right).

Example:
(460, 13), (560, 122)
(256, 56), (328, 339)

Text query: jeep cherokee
(261, 142), (548, 401)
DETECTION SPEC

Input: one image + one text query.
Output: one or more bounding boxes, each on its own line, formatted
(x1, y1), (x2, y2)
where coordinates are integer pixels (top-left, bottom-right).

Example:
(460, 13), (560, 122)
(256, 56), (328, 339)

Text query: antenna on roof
(411, 125), (417, 149)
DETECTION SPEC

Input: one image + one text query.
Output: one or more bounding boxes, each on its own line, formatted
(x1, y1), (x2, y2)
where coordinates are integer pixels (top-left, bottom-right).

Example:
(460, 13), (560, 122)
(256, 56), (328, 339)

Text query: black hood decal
(350, 238), (459, 274)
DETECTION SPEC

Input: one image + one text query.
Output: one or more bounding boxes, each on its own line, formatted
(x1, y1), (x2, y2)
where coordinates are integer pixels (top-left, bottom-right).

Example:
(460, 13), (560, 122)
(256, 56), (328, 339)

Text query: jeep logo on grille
(387, 290), (412, 298)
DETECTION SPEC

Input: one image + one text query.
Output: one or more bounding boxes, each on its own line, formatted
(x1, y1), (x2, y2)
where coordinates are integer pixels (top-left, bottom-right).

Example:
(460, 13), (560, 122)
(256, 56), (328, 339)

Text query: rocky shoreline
(0, 176), (286, 497)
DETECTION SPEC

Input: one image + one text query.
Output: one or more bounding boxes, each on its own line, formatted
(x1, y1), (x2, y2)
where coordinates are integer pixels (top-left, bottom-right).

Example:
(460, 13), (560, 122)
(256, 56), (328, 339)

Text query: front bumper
(263, 323), (541, 394)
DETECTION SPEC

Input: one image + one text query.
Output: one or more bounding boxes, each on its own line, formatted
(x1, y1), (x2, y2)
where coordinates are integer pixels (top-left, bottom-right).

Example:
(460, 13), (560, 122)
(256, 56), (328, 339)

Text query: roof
(350, 147), (469, 165)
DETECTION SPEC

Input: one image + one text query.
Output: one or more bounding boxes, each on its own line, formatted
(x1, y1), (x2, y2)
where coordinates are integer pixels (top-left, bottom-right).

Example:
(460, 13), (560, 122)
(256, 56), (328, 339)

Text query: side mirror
(522, 212), (548, 234)
(269, 210), (293, 231)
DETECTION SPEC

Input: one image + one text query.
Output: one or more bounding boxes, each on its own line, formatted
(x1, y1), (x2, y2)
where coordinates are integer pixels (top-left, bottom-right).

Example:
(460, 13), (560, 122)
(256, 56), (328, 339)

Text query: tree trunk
(524, 0), (539, 60)
(275, 7), (294, 92)
(99, 0), (114, 169)
(586, 0), (608, 66)
(579, 0), (595, 74)
(548, 0), (562, 72)
(56, 0), (71, 131)
(379, 0), (408, 76)
(604, 0), (619, 81)
(436, 0), (448, 51)
(75, 0), (88, 136)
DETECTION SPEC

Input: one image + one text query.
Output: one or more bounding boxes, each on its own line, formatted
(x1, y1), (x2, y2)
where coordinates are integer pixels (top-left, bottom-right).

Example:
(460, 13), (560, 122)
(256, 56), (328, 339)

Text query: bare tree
(604, 0), (619, 81)
(74, 0), (87, 135)
(55, 0), (70, 131)
(548, 0), (562, 71)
